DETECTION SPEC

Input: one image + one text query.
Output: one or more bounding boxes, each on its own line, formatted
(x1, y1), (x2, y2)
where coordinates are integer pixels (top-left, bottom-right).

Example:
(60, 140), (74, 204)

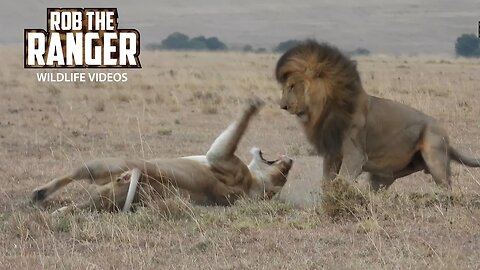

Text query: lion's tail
(449, 147), (480, 167)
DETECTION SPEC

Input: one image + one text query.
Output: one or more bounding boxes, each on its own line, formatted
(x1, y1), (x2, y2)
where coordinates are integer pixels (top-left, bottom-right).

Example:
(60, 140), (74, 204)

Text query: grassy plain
(0, 49), (480, 269)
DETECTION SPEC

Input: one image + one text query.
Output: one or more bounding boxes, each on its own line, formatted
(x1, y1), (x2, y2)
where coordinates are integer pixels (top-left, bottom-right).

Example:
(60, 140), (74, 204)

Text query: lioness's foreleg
(206, 98), (264, 160)
(32, 158), (139, 203)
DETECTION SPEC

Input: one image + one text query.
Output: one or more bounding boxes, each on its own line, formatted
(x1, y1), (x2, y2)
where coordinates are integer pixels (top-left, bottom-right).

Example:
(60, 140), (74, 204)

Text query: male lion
(32, 98), (293, 215)
(276, 40), (480, 190)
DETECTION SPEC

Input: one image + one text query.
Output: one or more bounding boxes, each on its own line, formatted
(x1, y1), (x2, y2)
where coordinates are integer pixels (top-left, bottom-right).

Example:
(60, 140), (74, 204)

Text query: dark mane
(275, 40), (365, 155)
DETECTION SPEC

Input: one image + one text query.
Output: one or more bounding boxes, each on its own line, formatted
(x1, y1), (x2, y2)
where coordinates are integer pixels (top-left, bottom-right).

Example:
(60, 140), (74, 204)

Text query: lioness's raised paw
(246, 97), (265, 114)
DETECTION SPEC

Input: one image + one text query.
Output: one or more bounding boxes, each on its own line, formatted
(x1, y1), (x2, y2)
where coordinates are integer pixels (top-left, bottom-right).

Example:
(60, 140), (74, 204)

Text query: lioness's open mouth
(258, 150), (278, 165)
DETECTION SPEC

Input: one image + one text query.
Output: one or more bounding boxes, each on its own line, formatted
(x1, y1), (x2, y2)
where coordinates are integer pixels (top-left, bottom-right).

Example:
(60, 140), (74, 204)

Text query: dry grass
(1, 48), (480, 268)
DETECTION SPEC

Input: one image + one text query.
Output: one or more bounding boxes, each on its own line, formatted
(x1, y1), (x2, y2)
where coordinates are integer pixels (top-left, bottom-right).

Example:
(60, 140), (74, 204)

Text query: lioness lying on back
(32, 98), (293, 215)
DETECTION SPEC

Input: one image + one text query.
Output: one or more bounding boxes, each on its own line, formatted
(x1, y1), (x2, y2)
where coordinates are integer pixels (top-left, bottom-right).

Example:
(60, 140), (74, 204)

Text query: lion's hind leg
(420, 127), (452, 190)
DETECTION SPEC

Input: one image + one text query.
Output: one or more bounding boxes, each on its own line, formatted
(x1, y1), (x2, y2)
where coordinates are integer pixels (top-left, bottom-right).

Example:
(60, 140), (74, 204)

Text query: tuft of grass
(93, 100), (105, 112)
(6, 211), (52, 240)
(157, 127), (173, 136)
(47, 85), (61, 96)
(152, 197), (193, 221)
(321, 178), (369, 220)
(201, 104), (218, 114)
(154, 93), (165, 104)
(111, 92), (131, 103)
(53, 215), (72, 232)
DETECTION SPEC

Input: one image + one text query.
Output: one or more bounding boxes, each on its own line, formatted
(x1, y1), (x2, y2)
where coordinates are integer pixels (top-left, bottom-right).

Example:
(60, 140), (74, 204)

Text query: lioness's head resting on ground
(275, 40), (364, 154)
(248, 147), (292, 197)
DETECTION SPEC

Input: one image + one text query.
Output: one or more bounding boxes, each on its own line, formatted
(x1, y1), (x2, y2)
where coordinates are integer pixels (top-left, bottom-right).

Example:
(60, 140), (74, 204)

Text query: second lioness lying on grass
(32, 98), (293, 215)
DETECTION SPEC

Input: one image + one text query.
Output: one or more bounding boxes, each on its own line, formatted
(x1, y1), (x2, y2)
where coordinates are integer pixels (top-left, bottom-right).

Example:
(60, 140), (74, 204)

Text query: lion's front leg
(336, 119), (368, 181)
(338, 137), (367, 182)
(323, 154), (342, 182)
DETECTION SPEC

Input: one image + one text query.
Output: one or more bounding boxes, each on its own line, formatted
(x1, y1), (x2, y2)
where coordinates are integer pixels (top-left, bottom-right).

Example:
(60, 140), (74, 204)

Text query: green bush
(205, 37), (227, 51)
(350, 47), (370, 56)
(159, 33), (228, 51)
(189, 36), (209, 50)
(243, 44), (253, 52)
(455, 34), (480, 57)
(161, 32), (190, 50)
(273, 39), (302, 53)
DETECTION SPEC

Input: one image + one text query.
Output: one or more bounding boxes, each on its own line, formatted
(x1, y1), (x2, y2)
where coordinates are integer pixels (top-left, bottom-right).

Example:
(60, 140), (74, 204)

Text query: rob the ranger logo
(24, 8), (141, 68)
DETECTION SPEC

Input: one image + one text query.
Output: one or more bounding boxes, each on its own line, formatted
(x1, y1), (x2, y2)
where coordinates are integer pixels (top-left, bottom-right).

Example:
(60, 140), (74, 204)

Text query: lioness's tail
(449, 147), (480, 167)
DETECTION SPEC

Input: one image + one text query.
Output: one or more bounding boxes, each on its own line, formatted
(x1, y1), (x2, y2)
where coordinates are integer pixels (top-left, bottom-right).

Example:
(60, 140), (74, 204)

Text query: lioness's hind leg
(420, 128), (451, 189)
(32, 173), (82, 203)
(32, 158), (130, 203)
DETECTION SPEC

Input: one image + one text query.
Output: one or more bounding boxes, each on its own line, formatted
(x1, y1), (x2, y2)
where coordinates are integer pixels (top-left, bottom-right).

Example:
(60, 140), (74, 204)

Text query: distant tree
(205, 37), (227, 51)
(243, 44), (253, 52)
(159, 32), (228, 51)
(161, 32), (190, 50)
(455, 34), (480, 57)
(350, 47), (370, 56)
(255, 47), (267, 53)
(145, 43), (162, 50)
(273, 39), (302, 53)
(189, 36), (208, 50)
